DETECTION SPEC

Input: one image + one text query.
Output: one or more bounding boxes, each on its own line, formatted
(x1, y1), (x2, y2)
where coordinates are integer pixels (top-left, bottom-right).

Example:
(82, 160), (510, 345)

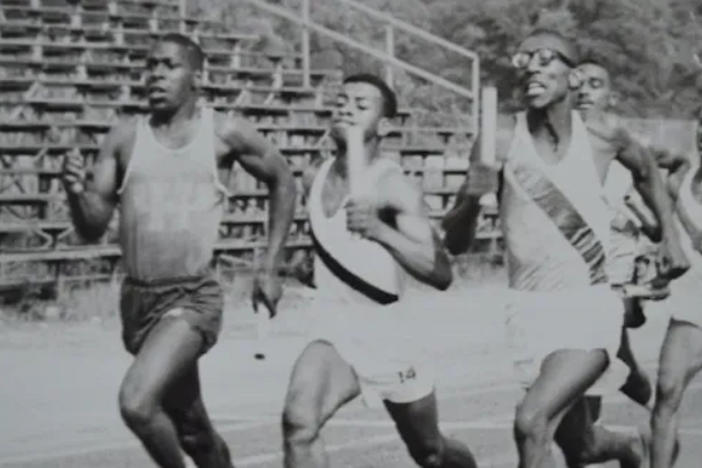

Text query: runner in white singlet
(281, 74), (477, 468)
(443, 29), (688, 468)
(651, 112), (702, 467)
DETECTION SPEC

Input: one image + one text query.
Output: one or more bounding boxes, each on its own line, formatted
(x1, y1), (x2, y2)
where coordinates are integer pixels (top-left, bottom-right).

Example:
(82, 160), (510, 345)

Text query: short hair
(343, 73), (398, 118)
(159, 33), (204, 71)
(578, 56), (607, 69)
(525, 28), (579, 65)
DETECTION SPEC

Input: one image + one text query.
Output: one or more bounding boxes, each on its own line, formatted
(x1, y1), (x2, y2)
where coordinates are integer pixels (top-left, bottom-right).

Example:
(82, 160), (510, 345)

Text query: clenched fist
(459, 163), (499, 198)
(62, 150), (87, 195)
(346, 197), (382, 240)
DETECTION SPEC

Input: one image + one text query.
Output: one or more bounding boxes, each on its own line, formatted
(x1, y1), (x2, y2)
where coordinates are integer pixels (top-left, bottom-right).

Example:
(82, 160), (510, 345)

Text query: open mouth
(576, 100), (594, 109)
(525, 81), (546, 97)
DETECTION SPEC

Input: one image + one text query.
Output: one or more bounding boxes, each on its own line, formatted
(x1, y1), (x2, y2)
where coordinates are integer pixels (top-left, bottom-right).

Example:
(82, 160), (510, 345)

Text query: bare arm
(352, 171), (452, 290)
(615, 126), (690, 277)
(441, 124), (506, 255)
(220, 117), (297, 274)
(652, 147), (691, 200)
(380, 173), (452, 290)
(63, 122), (127, 241)
(441, 138), (485, 255)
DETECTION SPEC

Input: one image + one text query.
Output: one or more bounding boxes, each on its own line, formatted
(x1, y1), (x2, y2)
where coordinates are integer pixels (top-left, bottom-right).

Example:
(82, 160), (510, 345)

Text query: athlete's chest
(320, 172), (350, 218)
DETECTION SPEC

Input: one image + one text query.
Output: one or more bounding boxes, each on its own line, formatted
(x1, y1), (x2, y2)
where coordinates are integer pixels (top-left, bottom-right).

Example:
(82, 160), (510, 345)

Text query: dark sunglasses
(511, 48), (575, 69)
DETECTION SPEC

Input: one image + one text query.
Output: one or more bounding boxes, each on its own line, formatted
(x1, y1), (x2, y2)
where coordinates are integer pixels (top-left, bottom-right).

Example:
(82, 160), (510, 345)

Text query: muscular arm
(220, 117), (297, 274)
(653, 147), (691, 200)
(442, 125), (506, 255)
(64, 123), (126, 241)
(613, 129), (673, 243)
(440, 138), (484, 255)
(374, 172), (452, 290)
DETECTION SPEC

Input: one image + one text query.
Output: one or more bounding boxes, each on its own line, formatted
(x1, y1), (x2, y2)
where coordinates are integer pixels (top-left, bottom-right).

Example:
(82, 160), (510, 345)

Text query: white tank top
(675, 165), (702, 274)
(308, 157), (405, 305)
(500, 111), (612, 291)
(117, 108), (229, 281)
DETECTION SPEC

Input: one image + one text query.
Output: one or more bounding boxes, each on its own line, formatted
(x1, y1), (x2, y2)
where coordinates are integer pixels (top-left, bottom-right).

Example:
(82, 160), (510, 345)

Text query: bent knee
(514, 404), (549, 442)
(118, 387), (157, 429)
(281, 401), (322, 446)
(656, 370), (686, 407)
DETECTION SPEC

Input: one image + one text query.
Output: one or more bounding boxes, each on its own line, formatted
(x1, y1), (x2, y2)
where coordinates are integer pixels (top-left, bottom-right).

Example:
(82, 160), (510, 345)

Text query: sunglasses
(511, 48), (575, 69)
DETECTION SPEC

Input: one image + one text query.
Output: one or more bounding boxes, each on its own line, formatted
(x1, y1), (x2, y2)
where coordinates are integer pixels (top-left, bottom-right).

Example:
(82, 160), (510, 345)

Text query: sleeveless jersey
(117, 107), (229, 281)
(500, 111), (612, 290)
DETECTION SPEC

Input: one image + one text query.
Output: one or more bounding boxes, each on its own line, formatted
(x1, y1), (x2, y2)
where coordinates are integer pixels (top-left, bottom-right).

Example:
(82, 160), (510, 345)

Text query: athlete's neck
(527, 97), (572, 152)
(334, 137), (382, 179)
(150, 96), (198, 129)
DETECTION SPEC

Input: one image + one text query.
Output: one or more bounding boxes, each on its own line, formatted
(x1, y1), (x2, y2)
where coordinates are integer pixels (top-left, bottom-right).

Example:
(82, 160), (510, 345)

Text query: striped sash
(510, 161), (608, 285)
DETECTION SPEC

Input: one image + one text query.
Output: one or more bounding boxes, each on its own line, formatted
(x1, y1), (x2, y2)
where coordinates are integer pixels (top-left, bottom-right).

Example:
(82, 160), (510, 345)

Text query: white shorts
(504, 285), (629, 395)
(305, 298), (434, 408)
(666, 266), (702, 328)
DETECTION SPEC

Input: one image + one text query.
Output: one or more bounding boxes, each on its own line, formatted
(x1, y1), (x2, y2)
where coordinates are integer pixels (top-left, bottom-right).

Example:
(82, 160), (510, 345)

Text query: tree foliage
(190, 0), (702, 118)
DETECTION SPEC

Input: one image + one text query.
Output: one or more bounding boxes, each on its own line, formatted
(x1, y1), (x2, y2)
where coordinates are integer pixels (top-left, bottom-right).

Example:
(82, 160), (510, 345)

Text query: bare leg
(555, 396), (645, 468)
(618, 326), (653, 407)
(651, 318), (702, 468)
(385, 392), (477, 468)
(118, 317), (206, 468)
(281, 340), (361, 468)
(513, 349), (608, 468)
(165, 366), (233, 467)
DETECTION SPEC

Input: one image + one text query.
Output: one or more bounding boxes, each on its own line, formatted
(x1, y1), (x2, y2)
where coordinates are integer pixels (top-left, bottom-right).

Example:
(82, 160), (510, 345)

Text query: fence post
(301, 0), (311, 88)
(384, 23), (394, 87)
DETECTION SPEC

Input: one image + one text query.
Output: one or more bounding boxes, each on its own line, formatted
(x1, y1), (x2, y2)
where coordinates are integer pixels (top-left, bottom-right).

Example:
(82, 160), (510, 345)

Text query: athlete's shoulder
(106, 117), (139, 161)
(584, 110), (631, 146)
(302, 156), (327, 195)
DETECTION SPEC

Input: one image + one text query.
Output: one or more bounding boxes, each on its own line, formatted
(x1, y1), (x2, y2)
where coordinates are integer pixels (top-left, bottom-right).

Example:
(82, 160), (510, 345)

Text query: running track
(1, 286), (701, 467)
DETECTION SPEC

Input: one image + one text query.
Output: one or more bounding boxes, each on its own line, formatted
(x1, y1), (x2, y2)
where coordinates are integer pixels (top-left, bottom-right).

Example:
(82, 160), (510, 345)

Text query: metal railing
(234, 0), (481, 135)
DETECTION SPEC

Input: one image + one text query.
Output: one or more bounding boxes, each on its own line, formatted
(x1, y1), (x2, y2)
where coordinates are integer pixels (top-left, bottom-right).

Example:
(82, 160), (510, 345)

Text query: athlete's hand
(346, 197), (382, 240)
(460, 163), (498, 198)
(62, 149), (87, 195)
(658, 235), (690, 280)
(252, 270), (282, 318)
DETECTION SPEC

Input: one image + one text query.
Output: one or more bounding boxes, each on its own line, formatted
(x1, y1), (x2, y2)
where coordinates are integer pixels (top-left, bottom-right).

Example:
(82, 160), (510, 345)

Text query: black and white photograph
(1, 0), (701, 466)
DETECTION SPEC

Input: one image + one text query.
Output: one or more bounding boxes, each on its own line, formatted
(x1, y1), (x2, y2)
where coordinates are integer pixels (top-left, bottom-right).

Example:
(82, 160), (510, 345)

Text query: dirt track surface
(1, 285), (701, 467)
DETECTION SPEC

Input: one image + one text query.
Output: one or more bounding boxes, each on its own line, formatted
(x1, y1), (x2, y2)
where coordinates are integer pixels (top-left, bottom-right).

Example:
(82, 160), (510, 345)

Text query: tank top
(500, 111), (612, 291)
(117, 107), (229, 281)
(308, 157), (405, 305)
(675, 165), (702, 274)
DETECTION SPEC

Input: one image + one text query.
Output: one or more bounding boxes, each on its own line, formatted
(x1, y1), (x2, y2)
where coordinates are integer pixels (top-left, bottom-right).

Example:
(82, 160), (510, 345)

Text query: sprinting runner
(443, 29), (688, 468)
(281, 74), (477, 468)
(62, 33), (296, 468)
(575, 58), (690, 407)
(650, 107), (702, 468)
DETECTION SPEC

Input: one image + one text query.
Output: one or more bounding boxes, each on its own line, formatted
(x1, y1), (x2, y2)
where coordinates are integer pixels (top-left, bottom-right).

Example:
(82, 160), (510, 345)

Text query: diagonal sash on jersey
(510, 162), (608, 285)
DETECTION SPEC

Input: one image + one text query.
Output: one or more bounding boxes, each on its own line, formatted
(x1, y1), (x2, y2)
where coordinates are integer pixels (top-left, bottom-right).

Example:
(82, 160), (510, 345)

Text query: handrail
(238, 0), (480, 133)
(336, 0), (478, 62)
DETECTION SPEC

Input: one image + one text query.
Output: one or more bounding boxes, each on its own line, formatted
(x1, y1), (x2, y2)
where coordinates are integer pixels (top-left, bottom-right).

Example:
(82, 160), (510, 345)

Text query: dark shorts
(120, 274), (224, 355)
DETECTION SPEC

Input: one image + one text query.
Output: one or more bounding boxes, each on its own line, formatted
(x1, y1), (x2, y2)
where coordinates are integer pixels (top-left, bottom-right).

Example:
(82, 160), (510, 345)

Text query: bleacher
(0, 0), (498, 292)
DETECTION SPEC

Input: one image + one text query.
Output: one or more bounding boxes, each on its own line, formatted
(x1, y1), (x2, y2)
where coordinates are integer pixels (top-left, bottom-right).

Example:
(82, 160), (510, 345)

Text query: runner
(62, 33), (297, 468)
(575, 57), (689, 407)
(651, 106), (702, 468)
(443, 29), (688, 468)
(281, 73), (477, 468)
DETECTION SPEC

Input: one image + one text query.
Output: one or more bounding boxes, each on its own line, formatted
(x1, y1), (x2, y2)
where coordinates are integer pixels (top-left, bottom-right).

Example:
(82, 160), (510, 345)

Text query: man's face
(145, 41), (197, 112)
(514, 35), (574, 109)
(575, 63), (612, 112)
(331, 82), (385, 143)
